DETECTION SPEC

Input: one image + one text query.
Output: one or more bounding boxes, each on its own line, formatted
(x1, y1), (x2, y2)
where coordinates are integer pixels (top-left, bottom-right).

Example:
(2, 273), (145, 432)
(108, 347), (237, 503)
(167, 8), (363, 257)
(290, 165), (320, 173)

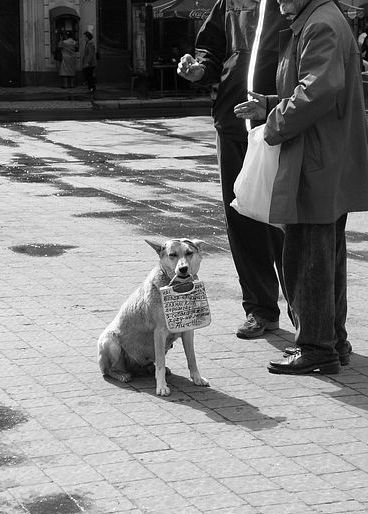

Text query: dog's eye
(186, 251), (193, 256)
(169, 253), (177, 258)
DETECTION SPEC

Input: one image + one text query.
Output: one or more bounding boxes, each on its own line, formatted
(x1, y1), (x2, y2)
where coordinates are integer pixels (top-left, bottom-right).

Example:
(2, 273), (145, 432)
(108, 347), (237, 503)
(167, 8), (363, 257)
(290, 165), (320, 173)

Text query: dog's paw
(119, 373), (132, 383)
(192, 374), (210, 387)
(156, 383), (171, 396)
(108, 371), (132, 383)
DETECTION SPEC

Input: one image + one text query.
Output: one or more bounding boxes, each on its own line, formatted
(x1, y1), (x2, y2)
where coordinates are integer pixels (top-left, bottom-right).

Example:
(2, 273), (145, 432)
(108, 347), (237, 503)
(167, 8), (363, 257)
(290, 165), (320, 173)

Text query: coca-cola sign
(189, 8), (211, 19)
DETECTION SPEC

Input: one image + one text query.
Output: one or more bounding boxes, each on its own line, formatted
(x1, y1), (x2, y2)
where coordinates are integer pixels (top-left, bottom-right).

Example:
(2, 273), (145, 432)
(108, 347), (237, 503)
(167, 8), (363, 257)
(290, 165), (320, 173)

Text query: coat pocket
(302, 126), (323, 172)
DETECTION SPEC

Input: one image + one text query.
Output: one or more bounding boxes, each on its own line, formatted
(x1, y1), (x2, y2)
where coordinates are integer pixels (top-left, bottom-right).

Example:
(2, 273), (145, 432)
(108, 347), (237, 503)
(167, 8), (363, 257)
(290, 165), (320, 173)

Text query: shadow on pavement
(104, 374), (287, 431)
(263, 330), (368, 415)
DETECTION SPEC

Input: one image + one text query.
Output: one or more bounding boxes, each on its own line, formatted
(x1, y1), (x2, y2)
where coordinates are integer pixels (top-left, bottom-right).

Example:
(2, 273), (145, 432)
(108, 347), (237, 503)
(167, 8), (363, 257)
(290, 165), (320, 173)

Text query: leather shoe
(268, 353), (341, 375)
(237, 314), (279, 339)
(283, 341), (352, 366)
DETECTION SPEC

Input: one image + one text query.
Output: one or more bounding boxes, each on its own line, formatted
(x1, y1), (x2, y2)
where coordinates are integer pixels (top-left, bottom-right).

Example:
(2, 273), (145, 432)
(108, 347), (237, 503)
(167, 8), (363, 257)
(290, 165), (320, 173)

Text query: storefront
(0, 0), (216, 89)
(3, 0), (365, 90)
(144, 0), (216, 93)
(0, 0), (132, 87)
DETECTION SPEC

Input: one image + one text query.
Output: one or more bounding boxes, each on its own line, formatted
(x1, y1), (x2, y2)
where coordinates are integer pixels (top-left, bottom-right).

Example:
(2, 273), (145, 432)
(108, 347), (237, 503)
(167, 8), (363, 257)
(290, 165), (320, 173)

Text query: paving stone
(314, 500), (367, 513)
(95, 461), (155, 484)
(0, 464), (50, 491)
(170, 477), (232, 498)
(220, 475), (280, 495)
(293, 453), (356, 474)
(42, 463), (104, 486)
(117, 477), (175, 499)
(190, 491), (247, 510)
(272, 473), (333, 491)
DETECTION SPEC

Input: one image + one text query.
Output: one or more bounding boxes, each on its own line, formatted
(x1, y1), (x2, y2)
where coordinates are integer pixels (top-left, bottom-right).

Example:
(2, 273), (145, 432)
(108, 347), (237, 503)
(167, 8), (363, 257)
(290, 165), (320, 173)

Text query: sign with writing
(189, 9), (211, 19)
(160, 280), (211, 333)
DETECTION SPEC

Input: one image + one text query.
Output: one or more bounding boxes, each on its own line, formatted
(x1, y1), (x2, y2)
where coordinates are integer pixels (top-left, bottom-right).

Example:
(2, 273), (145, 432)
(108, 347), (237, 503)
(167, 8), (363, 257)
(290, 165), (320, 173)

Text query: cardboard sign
(160, 280), (211, 333)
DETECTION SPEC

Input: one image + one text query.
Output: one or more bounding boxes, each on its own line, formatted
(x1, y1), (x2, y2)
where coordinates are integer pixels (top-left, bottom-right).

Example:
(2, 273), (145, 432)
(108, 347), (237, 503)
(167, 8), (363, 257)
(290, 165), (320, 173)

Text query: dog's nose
(178, 266), (188, 274)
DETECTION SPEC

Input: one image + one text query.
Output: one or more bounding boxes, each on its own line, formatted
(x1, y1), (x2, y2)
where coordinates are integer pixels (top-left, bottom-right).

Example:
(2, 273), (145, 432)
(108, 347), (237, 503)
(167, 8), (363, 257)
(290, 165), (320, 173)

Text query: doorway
(0, 0), (21, 87)
(49, 6), (80, 60)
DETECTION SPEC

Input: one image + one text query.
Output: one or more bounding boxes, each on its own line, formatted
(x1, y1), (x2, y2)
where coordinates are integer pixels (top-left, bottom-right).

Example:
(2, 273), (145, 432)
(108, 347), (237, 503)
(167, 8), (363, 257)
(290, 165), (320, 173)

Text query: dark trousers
(83, 66), (96, 90)
(283, 214), (348, 356)
(216, 131), (285, 322)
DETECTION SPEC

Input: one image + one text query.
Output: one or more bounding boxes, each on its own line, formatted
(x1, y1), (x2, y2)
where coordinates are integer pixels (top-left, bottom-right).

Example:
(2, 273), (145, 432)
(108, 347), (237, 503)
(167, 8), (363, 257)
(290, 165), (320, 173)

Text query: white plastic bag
(230, 124), (283, 229)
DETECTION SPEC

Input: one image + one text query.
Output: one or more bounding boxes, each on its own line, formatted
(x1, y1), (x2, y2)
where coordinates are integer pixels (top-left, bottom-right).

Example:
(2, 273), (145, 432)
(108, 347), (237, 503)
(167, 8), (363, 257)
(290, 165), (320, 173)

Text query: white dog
(98, 238), (209, 396)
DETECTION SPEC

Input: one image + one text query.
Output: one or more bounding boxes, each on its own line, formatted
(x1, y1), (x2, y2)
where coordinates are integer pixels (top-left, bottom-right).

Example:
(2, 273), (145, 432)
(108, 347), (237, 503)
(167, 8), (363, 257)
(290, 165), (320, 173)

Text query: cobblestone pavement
(1, 117), (368, 513)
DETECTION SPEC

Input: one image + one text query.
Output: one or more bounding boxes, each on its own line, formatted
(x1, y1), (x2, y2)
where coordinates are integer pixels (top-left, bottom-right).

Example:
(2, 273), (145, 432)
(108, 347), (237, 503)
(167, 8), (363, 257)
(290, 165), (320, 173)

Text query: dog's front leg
(154, 328), (171, 396)
(182, 331), (209, 387)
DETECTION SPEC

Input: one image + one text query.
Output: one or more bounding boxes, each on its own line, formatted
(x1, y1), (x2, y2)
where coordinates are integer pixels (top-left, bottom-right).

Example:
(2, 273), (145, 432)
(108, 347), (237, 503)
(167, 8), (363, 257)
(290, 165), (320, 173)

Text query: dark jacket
(265, 0), (368, 224)
(195, 0), (288, 136)
(82, 39), (96, 68)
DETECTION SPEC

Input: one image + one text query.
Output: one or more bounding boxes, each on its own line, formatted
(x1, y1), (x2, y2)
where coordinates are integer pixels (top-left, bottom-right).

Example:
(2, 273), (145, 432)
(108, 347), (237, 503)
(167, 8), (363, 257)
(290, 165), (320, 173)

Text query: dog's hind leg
(98, 333), (132, 383)
(182, 330), (209, 387)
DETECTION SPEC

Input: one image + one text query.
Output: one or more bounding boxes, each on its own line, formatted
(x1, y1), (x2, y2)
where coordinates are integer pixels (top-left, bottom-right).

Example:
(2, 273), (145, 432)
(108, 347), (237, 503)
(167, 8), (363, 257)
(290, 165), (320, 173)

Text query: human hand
(234, 91), (267, 121)
(177, 54), (205, 82)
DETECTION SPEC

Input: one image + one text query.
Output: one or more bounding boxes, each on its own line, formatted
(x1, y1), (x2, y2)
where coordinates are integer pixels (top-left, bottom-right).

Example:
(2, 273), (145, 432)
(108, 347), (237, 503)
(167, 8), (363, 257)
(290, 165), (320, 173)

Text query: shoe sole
(268, 362), (341, 375)
(236, 324), (279, 340)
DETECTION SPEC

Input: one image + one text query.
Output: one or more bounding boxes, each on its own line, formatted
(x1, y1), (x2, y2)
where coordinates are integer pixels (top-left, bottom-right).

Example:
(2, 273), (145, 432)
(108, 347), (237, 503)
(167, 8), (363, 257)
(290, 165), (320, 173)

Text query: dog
(98, 238), (210, 396)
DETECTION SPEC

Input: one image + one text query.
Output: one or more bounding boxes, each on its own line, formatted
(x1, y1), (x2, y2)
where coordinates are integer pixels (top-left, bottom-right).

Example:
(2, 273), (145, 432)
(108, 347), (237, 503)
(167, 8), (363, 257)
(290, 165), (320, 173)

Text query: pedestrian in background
(82, 31), (97, 92)
(177, 0), (289, 339)
(58, 31), (77, 89)
(235, 0), (368, 374)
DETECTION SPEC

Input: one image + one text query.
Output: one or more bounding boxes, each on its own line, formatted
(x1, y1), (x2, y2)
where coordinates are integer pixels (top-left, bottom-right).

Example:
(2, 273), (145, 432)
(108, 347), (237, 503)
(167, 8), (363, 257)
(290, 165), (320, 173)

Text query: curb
(0, 97), (212, 122)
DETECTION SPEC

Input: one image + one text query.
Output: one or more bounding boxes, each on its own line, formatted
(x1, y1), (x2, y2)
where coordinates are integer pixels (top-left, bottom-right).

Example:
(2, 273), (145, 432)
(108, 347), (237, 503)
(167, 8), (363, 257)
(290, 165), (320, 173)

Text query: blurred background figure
(82, 31), (97, 92)
(58, 31), (78, 88)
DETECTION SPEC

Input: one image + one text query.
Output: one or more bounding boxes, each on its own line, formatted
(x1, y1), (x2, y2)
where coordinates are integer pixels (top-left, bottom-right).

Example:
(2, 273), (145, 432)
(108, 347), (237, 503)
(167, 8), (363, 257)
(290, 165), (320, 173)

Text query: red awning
(152, 0), (216, 19)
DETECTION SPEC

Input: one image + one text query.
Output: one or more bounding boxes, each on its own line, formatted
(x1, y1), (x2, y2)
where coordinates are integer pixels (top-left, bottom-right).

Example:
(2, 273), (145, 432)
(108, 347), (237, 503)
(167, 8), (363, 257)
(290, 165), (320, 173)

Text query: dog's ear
(145, 239), (163, 255)
(192, 239), (206, 251)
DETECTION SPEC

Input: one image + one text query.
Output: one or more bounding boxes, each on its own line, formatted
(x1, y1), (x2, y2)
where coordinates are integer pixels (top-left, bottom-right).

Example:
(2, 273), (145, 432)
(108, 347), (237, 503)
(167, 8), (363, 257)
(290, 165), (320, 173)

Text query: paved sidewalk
(1, 117), (368, 513)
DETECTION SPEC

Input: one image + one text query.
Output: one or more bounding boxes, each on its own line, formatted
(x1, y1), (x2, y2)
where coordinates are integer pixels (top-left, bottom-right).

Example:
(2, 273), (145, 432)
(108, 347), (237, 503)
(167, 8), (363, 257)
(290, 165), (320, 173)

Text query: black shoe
(268, 353), (341, 375)
(335, 340), (353, 366)
(237, 314), (279, 339)
(283, 341), (352, 366)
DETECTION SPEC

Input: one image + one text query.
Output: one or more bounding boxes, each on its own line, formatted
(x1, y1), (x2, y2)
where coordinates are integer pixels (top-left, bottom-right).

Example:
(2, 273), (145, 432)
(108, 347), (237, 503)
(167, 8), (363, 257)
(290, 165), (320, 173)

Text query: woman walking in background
(58, 31), (77, 88)
(82, 31), (97, 92)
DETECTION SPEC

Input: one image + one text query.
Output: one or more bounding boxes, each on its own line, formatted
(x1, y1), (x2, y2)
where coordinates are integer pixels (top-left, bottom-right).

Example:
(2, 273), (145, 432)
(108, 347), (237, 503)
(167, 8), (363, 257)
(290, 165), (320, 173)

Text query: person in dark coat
(82, 31), (97, 92)
(177, 0), (290, 339)
(235, 0), (368, 374)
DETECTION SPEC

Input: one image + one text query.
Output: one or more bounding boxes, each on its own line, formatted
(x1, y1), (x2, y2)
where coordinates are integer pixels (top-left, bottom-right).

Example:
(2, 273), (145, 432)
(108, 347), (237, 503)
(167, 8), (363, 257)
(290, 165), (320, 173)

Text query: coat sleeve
(264, 21), (346, 145)
(195, 0), (227, 85)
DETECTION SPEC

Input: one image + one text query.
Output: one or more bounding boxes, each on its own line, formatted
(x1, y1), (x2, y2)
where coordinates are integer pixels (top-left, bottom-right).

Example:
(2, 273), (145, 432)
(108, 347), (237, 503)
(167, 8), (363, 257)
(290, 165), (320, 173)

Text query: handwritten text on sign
(160, 281), (211, 333)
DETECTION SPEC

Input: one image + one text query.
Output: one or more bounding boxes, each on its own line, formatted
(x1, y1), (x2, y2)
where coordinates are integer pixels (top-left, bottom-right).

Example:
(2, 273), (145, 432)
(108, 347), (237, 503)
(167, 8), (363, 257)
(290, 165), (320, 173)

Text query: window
(98, 0), (128, 52)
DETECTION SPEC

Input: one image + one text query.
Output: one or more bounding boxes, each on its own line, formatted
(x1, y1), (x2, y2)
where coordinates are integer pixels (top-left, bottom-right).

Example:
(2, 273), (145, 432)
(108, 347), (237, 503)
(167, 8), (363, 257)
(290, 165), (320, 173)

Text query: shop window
(152, 18), (195, 64)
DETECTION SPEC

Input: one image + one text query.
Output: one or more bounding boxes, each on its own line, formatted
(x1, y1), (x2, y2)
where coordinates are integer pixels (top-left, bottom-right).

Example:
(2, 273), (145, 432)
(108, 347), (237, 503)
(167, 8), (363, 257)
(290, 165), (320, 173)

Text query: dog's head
(145, 238), (205, 280)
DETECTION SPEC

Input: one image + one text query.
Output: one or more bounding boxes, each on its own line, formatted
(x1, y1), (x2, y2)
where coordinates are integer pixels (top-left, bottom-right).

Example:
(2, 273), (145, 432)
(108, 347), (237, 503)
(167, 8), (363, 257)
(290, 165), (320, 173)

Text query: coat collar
(290, 0), (332, 35)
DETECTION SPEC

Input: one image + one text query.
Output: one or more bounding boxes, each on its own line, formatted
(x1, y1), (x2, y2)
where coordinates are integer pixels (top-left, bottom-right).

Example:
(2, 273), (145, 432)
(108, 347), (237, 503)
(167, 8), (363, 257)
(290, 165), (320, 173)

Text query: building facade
(0, 0), (134, 86)
(3, 0), (365, 89)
